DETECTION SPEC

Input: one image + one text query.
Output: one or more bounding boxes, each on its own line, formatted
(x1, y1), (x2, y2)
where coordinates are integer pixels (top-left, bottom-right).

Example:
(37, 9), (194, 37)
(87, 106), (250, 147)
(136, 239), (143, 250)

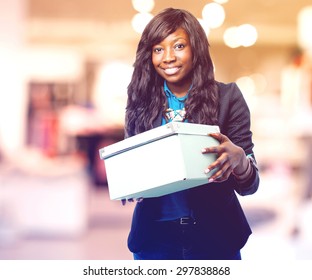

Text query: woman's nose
(163, 48), (176, 63)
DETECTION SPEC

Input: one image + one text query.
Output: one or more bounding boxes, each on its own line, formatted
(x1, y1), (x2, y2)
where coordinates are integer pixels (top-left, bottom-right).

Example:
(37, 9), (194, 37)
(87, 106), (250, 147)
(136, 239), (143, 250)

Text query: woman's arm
(201, 82), (260, 195)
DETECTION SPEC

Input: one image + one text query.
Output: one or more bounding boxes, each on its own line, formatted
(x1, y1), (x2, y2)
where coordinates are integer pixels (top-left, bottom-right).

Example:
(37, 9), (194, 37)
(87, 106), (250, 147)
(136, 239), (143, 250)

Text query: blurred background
(1, 0), (312, 260)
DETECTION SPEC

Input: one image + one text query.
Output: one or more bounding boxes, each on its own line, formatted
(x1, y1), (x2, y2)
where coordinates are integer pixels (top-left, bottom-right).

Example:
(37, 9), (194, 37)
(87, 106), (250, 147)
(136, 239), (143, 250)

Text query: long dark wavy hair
(125, 8), (219, 137)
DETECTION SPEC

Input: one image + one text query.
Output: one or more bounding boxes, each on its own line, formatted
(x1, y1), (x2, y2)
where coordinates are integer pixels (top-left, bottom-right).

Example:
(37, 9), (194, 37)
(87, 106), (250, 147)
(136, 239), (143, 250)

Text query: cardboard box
(99, 122), (220, 200)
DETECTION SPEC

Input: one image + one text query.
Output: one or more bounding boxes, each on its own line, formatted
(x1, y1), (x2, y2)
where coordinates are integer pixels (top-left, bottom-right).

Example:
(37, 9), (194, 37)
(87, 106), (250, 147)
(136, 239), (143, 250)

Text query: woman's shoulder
(216, 81), (240, 93)
(216, 81), (244, 100)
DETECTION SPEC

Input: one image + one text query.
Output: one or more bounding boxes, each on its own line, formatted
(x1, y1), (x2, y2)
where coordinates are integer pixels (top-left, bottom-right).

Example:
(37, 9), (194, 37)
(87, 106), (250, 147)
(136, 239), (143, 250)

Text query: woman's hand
(121, 197), (144, 206)
(202, 133), (249, 183)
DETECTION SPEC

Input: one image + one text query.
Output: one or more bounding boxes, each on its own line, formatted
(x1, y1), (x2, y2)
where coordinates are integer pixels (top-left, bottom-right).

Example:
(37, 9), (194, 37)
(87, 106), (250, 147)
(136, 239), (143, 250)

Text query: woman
(124, 8), (260, 260)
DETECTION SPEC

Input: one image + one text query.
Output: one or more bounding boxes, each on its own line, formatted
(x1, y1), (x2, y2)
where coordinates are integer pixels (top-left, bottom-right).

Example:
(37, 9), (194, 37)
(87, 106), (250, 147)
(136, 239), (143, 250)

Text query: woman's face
(152, 28), (193, 97)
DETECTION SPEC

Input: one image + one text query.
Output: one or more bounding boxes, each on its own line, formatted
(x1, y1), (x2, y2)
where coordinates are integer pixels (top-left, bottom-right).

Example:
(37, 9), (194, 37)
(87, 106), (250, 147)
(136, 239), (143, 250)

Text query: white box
(99, 122), (220, 200)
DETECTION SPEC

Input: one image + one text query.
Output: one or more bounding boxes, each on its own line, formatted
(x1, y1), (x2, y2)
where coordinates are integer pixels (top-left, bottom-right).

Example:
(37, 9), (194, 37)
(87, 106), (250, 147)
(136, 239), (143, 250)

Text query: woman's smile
(162, 66), (181, 75)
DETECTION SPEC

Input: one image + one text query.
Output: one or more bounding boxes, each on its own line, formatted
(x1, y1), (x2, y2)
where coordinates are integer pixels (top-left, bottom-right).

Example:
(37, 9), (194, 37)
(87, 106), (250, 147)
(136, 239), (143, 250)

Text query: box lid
(99, 122), (219, 160)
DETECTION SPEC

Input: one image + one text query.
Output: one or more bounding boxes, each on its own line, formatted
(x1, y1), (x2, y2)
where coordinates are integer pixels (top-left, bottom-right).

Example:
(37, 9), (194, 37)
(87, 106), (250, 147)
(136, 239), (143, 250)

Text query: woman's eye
(153, 47), (162, 53)
(175, 44), (185, 50)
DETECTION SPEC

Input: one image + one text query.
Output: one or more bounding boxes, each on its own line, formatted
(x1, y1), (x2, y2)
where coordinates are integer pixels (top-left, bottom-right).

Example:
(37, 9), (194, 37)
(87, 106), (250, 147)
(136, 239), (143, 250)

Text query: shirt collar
(164, 81), (190, 101)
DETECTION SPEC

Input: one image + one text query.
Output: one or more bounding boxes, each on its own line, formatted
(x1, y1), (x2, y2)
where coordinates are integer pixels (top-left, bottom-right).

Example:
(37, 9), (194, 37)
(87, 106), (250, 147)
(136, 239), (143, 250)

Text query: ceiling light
(202, 3), (225, 29)
(237, 24), (258, 47)
(132, 0), (155, 13)
(198, 18), (211, 36)
(223, 26), (240, 48)
(223, 24), (257, 48)
(131, 12), (153, 34)
(298, 6), (312, 50)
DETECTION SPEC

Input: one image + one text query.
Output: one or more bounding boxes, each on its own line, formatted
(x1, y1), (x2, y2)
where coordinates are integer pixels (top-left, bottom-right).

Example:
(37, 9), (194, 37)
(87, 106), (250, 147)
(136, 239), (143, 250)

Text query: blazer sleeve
(217, 82), (260, 196)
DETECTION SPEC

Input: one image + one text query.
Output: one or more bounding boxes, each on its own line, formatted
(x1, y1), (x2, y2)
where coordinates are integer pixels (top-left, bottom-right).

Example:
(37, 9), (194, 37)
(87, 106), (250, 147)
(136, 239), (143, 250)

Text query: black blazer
(127, 82), (260, 253)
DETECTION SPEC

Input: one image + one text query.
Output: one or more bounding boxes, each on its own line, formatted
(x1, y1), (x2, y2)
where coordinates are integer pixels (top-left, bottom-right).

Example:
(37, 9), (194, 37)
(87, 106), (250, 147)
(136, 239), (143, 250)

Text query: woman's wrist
(232, 157), (253, 182)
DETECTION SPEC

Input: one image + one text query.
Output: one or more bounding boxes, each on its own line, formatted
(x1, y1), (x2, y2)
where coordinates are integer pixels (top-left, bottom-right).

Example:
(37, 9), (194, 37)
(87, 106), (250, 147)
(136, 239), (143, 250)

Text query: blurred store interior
(1, 0), (312, 260)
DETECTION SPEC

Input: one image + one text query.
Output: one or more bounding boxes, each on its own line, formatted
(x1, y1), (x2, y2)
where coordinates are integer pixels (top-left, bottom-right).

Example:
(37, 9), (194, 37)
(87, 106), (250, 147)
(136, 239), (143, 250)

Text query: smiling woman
(124, 8), (260, 260)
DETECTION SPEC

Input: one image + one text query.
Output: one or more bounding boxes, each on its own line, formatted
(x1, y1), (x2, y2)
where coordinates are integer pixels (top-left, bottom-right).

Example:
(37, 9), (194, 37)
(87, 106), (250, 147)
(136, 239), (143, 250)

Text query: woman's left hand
(201, 132), (248, 183)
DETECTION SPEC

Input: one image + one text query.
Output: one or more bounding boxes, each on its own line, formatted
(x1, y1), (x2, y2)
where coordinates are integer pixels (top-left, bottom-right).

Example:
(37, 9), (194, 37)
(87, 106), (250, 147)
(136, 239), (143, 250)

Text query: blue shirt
(157, 82), (193, 221)
(161, 81), (188, 125)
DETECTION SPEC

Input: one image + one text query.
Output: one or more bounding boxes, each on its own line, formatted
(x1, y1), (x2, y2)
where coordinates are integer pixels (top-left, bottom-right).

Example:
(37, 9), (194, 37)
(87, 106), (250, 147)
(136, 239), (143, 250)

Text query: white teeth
(164, 67), (179, 75)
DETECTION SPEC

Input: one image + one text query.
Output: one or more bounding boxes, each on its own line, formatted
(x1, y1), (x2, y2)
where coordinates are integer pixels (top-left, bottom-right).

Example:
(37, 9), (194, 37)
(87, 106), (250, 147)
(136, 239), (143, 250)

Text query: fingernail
(208, 178), (214, 183)
(202, 148), (206, 153)
(205, 168), (210, 174)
